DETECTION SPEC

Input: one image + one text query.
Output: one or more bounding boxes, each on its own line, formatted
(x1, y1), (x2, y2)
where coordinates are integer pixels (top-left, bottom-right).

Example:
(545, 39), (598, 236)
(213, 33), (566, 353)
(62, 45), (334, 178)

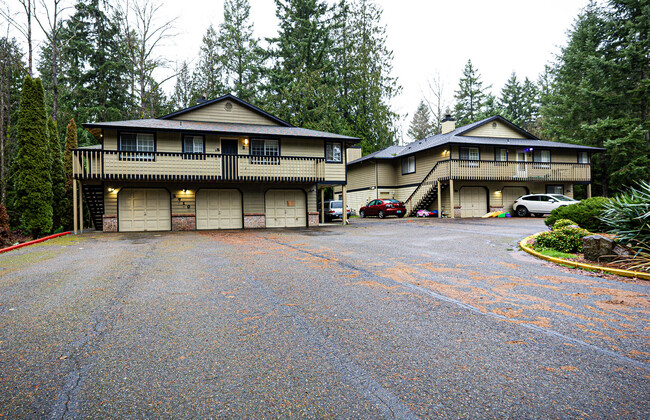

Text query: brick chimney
(441, 114), (456, 134)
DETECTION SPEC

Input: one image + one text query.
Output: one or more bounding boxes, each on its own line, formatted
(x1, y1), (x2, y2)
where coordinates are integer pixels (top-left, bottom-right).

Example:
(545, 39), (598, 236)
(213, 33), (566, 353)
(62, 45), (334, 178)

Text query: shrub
(535, 226), (592, 253)
(600, 181), (650, 247)
(545, 197), (610, 232)
(553, 219), (578, 230)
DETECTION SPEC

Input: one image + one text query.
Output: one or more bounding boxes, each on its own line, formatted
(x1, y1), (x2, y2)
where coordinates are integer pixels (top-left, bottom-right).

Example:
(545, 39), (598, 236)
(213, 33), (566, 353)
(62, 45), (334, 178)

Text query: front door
(222, 139), (238, 180)
(516, 151), (527, 178)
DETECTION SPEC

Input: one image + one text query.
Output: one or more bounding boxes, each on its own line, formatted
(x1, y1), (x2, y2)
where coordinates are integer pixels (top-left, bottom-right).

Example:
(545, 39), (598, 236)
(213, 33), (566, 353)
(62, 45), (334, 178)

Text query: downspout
(375, 160), (378, 199)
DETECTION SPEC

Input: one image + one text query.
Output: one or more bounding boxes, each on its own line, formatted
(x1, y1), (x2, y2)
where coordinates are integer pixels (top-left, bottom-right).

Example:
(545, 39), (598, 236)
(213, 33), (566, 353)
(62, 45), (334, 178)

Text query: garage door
(266, 190), (306, 228)
(118, 189), (171, 232)
(460, 187), (487, 218)
(196, 189), (242, 230)
(502, 187), (527, 214)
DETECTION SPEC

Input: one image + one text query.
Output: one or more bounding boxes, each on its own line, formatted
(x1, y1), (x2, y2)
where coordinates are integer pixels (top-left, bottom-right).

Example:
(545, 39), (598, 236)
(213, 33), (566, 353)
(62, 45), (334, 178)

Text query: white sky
(5, 0), (590, 142)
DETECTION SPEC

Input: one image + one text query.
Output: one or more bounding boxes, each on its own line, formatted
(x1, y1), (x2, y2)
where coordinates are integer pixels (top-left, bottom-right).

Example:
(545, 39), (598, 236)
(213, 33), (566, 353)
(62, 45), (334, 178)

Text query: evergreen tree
(0, 203), (10, 246)
(171, 61), (197, 109)
(194, 25), (226, 99)
(520, 77), (540, 131)
(47, 117), (66, 230)
(334, 0), (401, 153)
(63, 118), (77, 228)
(407, 100), (434, 141)
(14, 76), (53, 237)
(499, 72), (523, 123)
(263, 0), (340, 130)
(218, 0), (261, 102)
(454, 59), (490, 125)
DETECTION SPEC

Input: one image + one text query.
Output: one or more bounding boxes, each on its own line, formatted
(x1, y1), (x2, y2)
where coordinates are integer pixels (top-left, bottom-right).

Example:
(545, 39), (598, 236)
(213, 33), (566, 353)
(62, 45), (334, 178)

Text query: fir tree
(454, 59), (490, 125)
(48, 117), (66, 230)
(194, 25), (226, 99)
(0, 202), (10, 246)
(499, 72), (523, 123)
(218, 0), (261, 102)
(171, 61), (197, 109)
(63, 118), (77, 228)
(407, 100), (434, 141)
(14, 76), (53, 237)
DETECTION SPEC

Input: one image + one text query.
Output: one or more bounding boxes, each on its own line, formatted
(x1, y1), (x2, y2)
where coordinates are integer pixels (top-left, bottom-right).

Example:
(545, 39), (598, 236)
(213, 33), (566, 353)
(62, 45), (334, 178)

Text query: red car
(359, 199), (406, 219)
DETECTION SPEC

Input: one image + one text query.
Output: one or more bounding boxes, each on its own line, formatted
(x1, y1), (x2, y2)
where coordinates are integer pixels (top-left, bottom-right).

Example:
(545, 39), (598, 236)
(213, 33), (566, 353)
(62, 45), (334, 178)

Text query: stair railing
(404, 159), (451, 215)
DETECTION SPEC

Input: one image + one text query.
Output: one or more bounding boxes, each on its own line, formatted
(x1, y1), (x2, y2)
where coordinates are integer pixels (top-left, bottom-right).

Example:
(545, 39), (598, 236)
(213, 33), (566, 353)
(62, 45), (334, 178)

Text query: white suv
(513, 194), (578, 217)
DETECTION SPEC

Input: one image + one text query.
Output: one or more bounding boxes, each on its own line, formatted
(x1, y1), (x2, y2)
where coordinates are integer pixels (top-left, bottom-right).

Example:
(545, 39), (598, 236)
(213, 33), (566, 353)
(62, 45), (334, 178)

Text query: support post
(587, 183), (592, 199)
(73, 179), (78, 234)
(79, 181), (83, 233)
(437, 181), (442, 218)
(342, 184), (348, 225)
(320, 188), (325, 224)
(449, 179), (455, 219)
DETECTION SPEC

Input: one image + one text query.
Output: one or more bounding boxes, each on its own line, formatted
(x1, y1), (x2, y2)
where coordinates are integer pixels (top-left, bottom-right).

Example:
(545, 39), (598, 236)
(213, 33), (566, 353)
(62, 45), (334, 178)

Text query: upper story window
(119, 132), (155, 160)
(401, 156), (416, 174)
(326, 142), (343, 163)
(533, 149), (551, 162)
(495, 148), (508, 162)
(251, 138), (279, 164)
(183, 135), (204, 154)
(460, 147), (480, 160)
(578, 151), (589, 163)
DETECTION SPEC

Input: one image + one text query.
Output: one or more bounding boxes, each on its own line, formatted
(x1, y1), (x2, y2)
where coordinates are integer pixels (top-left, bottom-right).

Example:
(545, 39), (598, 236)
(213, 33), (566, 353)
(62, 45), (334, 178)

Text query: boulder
(612, 243), (634, 258)
(582, 235), (616, 262)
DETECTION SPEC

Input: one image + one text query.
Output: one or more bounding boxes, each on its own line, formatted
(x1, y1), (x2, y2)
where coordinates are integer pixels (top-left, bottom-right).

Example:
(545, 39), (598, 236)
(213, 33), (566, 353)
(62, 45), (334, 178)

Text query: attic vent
(492, 122), (497, 128)
(225, 102), (233, 111)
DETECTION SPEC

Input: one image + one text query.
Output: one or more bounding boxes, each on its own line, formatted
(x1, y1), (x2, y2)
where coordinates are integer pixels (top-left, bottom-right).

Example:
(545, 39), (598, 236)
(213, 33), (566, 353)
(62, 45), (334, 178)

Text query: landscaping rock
(583, 235), (616, 262)
(612, 243), (634, 258)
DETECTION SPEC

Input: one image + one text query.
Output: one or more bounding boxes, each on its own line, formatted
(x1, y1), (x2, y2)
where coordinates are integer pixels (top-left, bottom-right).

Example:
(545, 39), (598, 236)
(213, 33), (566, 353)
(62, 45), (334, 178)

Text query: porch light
(243, 138), (249, 146)
(182, 189), (187, 193)
(107, 187), (115, 193)
(495, 190), (502, 194)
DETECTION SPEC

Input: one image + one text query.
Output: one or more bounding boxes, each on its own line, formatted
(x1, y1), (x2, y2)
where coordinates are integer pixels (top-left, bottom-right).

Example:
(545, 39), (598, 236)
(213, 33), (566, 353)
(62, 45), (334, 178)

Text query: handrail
(404, 159), (451, 207)
(72, 149), (326, 182)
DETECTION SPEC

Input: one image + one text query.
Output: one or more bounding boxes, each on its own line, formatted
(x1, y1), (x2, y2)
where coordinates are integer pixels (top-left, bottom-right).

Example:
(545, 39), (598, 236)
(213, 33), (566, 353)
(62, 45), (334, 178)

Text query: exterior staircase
(404, 160), (451, 216)
(82, 185), (104, 230)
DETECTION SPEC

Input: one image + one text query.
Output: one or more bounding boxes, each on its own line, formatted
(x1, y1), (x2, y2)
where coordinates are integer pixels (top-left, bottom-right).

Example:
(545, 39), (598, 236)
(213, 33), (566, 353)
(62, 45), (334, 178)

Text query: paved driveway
(1, 218), (648, 418)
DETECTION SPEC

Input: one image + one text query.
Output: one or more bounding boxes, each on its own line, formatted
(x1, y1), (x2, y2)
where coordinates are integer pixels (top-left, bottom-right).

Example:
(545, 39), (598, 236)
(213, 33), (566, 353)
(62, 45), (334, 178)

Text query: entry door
(222, 139), (238, 180)
(516, 151), (527, 177)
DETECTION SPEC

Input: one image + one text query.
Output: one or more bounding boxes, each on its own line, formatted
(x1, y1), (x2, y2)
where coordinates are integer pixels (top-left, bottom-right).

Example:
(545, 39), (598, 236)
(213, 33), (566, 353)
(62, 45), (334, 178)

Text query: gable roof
(84, 119), (360, 142)
(348, 115), (604, 165)
(159, 94), (293, 127)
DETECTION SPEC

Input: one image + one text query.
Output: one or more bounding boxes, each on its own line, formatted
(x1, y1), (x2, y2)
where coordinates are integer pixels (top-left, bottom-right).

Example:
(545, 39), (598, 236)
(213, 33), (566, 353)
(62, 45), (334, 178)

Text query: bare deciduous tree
(423, 72), (449, 135)
(1, 0), (34, 76)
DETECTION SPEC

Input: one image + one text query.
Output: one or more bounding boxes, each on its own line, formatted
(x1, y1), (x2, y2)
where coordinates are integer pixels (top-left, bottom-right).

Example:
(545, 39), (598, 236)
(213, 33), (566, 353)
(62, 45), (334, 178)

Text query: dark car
(359, 199), (406, 219)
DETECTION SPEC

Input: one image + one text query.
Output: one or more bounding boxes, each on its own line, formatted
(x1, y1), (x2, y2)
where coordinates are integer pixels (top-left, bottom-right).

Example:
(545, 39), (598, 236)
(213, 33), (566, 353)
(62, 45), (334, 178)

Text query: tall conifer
(48, 117), (66, 229)
(15, 76), (52, 237)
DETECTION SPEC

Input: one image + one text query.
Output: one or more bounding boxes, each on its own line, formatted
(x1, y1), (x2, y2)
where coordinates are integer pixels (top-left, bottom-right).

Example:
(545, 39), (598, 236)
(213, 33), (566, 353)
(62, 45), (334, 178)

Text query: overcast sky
(5, 0), (590, 142)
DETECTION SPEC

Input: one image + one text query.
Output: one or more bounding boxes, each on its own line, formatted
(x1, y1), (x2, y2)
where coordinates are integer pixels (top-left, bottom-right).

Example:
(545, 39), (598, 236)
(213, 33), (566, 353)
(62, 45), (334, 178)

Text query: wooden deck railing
(72, 149), (326, 182)
(449, 159), (591, 182)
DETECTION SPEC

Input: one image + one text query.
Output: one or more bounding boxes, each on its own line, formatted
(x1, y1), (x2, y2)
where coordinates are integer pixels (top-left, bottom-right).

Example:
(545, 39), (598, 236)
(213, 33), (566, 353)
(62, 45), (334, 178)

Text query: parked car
(359, 199), (406, 219)
(512, 194), (579, 217)
(323, 200), (351, 222)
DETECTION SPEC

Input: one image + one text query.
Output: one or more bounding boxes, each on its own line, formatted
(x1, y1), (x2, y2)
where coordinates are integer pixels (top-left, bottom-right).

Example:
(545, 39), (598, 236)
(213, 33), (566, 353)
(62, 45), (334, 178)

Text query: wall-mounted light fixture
(525, 147), (534, 152)
(182, 189), (187, 193)
(495, 190), (502, 194)
(443, 149), (450, 155)
(107, 187), (115, 193)
(243, 138), (249, 146)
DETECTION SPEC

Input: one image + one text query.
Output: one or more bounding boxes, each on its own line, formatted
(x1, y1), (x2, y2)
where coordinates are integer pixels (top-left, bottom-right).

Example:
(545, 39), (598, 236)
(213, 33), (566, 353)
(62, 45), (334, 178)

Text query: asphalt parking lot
(1, 217), (649, 418)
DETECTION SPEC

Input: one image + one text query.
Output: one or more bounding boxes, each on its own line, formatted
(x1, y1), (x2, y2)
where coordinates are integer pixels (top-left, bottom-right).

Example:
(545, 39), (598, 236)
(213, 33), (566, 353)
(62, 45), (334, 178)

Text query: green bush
(553, 219), (578, 230)
(600, 181), (650, 247)
(535, 226), (592, 253)
(544, 197), (610, 232)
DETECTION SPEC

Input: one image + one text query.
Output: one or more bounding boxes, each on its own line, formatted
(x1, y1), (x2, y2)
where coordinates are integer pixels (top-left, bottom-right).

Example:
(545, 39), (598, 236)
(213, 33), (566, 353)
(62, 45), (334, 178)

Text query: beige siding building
(72, 95), (359, 232)
(340, 115), (603, 218)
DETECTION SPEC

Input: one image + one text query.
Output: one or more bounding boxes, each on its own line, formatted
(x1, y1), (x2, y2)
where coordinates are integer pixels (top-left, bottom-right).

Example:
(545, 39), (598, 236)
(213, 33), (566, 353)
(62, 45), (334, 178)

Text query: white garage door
(196, 189), (242, 230)
(118, 189), (171, 232)
(266, 190), (307, 228)
(460, 187), (487, 218)
(502, 187), (527, 214)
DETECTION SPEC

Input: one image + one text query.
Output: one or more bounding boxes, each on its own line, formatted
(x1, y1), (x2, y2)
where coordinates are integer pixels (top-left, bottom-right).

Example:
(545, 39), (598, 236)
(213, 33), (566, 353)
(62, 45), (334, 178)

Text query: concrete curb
(0, 231), (72, 255)
(519, 233), (650, 281)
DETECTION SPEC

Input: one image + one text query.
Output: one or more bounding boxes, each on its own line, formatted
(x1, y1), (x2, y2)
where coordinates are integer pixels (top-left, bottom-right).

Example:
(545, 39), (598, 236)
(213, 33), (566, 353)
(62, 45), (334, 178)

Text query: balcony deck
(449, 159), (591, 182)
(72, 149), (325, 183)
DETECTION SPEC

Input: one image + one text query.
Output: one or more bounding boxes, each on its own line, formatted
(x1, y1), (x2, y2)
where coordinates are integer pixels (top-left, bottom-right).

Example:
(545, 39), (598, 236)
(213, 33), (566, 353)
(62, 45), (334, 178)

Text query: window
(183, 135), (204, 153)
(326, 142), (342, 163)
(251, 139), (279, 164)
(533, 149), (551, 162)
(401, 156), (416, 174)
(460, 147), (480, 160)
(495, 148), (508, 162)
(523, 196), (540, 201)
(578, 151), (589, 163)
(546, 185), (564, 195)
(119, 132), (155, 160)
